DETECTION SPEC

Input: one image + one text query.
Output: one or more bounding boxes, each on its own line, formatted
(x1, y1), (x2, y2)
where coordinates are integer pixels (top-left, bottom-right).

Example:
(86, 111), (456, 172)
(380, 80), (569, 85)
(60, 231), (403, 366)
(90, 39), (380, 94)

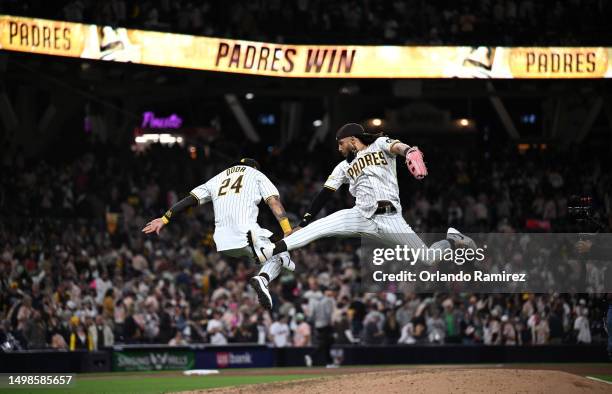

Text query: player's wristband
(161, 215), (170, 225)
(279, 218), (292, 234)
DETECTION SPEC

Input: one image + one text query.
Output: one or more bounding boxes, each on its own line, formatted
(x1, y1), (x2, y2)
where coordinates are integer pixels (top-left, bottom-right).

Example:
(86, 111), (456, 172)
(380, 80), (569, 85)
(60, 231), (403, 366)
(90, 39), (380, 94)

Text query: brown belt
(374, 201), (396, 215)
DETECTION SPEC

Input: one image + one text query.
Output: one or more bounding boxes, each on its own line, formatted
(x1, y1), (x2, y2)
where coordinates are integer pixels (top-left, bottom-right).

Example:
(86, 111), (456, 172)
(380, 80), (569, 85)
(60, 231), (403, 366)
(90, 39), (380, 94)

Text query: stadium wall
(0, 345), (609, 373)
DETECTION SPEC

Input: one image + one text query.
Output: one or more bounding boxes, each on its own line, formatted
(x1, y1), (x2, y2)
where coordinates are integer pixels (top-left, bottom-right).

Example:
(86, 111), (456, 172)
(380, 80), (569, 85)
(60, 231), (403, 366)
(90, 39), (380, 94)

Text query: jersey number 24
(218, 175), (244, 196)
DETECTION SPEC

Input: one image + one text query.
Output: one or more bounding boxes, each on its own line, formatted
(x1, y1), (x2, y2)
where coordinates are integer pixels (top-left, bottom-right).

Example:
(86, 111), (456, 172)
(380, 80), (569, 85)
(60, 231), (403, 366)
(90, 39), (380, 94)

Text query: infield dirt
(177, 368), (611, 394)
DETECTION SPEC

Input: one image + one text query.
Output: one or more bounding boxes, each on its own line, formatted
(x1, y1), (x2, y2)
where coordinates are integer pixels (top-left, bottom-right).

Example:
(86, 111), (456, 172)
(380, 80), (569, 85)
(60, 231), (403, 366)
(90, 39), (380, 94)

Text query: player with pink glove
(248, 123), (476, 267)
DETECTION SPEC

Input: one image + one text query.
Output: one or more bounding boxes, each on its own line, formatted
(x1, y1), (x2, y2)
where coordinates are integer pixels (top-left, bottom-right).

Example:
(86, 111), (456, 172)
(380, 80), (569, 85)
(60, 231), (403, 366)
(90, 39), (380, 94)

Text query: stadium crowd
(1, 137), (610, 352)
(2, 0), (611, 45)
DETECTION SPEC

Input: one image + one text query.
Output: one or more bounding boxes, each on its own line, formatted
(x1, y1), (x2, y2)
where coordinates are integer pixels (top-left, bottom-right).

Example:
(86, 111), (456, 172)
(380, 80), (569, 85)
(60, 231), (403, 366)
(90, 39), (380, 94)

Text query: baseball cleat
(249, 275), (273, 310)
(247, 230), (274, 264)
(278, 252), (295, 271)
(447, 227), (477, 250)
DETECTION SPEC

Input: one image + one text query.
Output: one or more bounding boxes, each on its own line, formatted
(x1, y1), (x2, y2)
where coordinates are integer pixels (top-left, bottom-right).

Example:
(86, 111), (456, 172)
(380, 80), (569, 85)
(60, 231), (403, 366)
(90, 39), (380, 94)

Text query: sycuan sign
(112, 350), (194, 371)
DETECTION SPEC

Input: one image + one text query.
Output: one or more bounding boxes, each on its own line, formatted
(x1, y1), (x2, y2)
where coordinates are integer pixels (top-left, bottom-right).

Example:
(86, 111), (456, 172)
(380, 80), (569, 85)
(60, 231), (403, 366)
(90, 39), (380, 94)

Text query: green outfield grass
(3, 365), (610, 393)
(4, 373), (321, 394)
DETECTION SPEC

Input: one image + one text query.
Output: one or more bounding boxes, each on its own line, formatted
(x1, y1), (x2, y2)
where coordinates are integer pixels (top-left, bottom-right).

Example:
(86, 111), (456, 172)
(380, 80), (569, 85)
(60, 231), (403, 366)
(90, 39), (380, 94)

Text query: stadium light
(371, 118), (382, 127)
(458, 118), (470, 127)
(313, 119), (323, 127)
(245, 93), (254, 100)
(134, 133), (182, 145)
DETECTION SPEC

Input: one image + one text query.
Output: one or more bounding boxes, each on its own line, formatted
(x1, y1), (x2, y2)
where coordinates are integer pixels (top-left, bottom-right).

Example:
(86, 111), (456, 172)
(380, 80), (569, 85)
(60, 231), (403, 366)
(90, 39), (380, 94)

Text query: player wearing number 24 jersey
(142, 158), (294, 310)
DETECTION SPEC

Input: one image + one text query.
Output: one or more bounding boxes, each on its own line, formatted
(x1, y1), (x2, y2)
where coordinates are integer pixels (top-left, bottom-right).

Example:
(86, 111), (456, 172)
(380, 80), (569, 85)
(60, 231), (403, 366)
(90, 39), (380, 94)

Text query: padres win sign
(1, 15), (610, 78)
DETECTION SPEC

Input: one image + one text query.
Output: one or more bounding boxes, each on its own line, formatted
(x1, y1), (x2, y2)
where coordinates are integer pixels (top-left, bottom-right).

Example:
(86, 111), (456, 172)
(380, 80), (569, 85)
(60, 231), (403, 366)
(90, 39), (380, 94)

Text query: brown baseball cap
(336, 123), (365, 140)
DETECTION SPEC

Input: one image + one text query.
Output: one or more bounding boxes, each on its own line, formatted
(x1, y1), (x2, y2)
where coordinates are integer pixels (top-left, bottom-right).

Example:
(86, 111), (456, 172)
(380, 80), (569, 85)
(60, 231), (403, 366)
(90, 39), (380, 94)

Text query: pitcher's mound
(188, 368), (611, 394)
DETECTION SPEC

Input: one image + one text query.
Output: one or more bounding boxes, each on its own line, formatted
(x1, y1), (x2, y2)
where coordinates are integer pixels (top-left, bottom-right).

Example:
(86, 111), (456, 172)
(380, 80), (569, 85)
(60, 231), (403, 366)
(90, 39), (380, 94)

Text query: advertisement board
(196, 346), (274, 369)
(1, 15), (610, 79)
(112, 350), (194, 372)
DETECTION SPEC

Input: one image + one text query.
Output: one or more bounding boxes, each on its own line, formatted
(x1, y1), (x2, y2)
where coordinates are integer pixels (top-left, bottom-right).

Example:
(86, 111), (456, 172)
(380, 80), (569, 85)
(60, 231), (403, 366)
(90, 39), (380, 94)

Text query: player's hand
(142, 218), (165, 235)
(575, 240), (593, 254)
(298, 213), (312, 228)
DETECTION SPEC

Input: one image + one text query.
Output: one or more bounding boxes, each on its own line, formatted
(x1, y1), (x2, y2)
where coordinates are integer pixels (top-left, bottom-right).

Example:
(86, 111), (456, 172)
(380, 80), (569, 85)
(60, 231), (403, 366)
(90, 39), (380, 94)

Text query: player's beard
(345, 150), (356, 163)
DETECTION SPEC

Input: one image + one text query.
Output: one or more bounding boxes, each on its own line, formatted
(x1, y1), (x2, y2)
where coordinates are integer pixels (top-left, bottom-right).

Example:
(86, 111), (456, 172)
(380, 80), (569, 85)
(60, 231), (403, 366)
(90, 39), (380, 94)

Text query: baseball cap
(336, 123), (365, 140)
(234, 158), (260, 170)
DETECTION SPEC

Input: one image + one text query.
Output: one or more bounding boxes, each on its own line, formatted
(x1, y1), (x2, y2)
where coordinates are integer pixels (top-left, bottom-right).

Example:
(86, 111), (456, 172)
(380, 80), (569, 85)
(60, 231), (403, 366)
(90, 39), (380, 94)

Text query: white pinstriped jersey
(190, 165), (279, 251)
(324, 137), (401, 218)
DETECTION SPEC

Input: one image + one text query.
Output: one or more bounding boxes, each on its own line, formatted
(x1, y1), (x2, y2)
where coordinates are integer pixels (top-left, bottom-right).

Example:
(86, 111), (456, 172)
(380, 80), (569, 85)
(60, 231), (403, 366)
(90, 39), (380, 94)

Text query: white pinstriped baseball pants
(220, 226), (290, 283)
(284, 207), (449, 265)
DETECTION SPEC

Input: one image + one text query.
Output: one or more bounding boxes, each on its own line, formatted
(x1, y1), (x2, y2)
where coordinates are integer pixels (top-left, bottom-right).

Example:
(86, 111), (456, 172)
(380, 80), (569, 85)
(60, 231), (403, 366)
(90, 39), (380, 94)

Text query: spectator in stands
(292, 313), (311, 347)
(47, 316), (68, 350)
(157, 303), (174, 344)
(16, 296), (33, 333)
(123, 305), (143, 344)
(501, 315), (517, 345)
(269, 315), (291, 347)
(143, 302), (160, 342)
(94, 272), (113, 306)
(232, 324), (257, 343)
(530, 313), (550, 345)
(363, 314), (384, 345)
(69, 318), (91, 351)
(383, 309), (401, 344)
(168, 330), (188, 346)
(574, 309), (591, 344)
(22, 310), (47, 349)
(207, 309), (227, 345)
(484, 314), (502, 345)
(398, 321), (416, 345)
(89, 315), (114, 350)
(426, 307), (446, 344)
(307, 286), (336, 366)
(442, 299), (462, 344)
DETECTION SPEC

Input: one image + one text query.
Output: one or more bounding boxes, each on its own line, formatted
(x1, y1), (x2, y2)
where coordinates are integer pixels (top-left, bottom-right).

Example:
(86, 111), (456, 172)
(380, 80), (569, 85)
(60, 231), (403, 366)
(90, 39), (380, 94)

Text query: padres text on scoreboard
(1, 15), (610, 79)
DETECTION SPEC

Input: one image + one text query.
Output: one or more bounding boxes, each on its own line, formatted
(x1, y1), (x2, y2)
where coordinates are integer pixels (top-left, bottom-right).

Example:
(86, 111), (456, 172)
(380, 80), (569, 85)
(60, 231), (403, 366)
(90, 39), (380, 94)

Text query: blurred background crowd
(2, 0), (611, 45)
(1, 0), (611, 357)
(1, 139), (610, 351)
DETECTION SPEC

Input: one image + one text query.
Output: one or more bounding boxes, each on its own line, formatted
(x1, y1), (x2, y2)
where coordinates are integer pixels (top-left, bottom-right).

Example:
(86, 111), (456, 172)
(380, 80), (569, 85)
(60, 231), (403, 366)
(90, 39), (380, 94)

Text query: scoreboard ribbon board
(1, 15), (610, 79)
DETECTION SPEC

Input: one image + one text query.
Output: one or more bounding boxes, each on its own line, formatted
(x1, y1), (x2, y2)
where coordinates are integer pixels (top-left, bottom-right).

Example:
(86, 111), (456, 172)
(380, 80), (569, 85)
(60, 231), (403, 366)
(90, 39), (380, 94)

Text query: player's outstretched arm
(266, 196), (293, 236)
(390, 141), (428, 180)
(389, 141), (411, 156)
(142, 194), (198, 235)
(297, 186), (336, 228)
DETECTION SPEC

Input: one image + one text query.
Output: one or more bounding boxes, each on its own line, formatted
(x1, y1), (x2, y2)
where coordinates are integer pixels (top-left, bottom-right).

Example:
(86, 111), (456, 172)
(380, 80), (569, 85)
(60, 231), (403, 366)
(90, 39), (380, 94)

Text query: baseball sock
(273, 240), (288, 254)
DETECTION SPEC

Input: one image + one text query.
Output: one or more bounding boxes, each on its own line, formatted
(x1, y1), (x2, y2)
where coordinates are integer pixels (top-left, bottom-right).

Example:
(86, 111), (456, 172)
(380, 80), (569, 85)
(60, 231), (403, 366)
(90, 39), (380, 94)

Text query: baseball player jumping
(142, 158), (294, 310)
(249, 123), (476, 265)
